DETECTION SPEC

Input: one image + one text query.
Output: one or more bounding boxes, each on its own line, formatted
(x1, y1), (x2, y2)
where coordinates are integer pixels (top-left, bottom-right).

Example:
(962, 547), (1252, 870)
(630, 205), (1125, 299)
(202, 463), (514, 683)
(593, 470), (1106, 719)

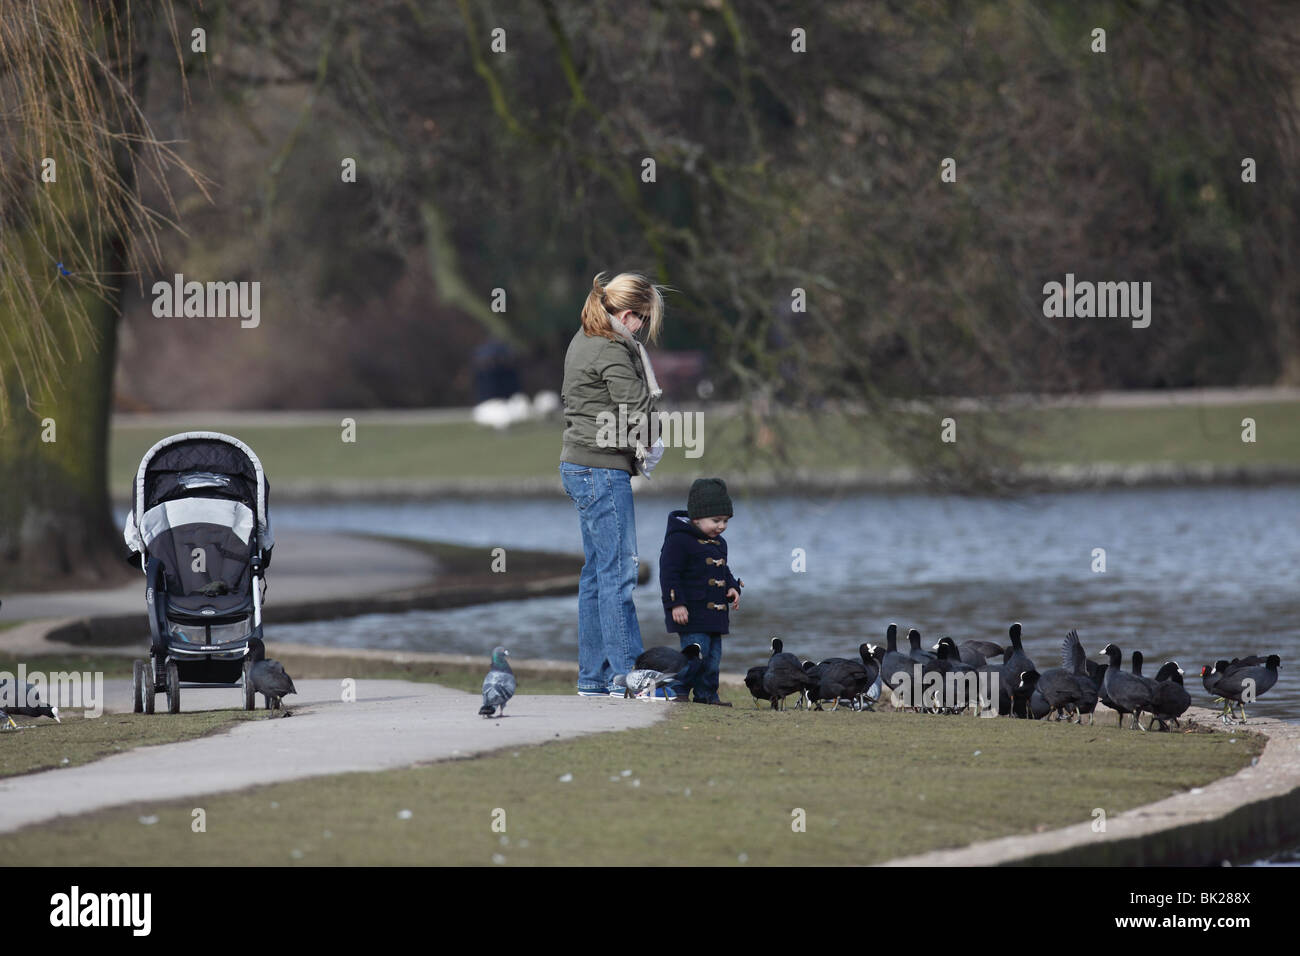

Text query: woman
(560, 271), (667, 697)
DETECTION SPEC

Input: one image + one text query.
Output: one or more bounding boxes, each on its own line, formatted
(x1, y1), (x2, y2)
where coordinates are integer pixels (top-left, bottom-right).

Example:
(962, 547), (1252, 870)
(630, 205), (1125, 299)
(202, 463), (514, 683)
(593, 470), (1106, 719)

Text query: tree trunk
(0, 1), (153, 592)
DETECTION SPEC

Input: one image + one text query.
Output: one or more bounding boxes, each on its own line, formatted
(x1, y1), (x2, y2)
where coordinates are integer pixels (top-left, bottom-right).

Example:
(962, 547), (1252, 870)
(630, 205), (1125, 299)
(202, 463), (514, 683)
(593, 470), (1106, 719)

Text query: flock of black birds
(740, 624), (1283, 732)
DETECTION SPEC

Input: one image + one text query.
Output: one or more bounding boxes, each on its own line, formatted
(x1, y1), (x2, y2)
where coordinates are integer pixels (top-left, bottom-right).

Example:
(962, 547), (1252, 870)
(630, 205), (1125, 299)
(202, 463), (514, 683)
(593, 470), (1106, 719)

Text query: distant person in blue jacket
(659, 478), (742, 706)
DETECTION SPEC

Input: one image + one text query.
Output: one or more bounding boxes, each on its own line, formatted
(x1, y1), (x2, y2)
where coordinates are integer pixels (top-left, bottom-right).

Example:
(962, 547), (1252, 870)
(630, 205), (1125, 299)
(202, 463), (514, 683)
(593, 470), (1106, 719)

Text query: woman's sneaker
(577, 688), (609, 697)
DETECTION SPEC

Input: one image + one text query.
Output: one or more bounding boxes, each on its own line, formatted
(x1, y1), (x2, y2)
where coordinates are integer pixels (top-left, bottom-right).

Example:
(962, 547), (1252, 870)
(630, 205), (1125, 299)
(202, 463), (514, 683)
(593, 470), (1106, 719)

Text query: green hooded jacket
(559, 328), (655, 473)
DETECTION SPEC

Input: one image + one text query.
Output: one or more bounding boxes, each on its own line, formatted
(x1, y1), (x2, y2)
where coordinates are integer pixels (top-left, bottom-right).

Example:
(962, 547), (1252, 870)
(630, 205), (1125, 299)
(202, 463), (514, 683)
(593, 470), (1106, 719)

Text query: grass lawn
(109, 401), (1300, 489)
(0, 653), (1263, 865)
(0, 709), (257, 779)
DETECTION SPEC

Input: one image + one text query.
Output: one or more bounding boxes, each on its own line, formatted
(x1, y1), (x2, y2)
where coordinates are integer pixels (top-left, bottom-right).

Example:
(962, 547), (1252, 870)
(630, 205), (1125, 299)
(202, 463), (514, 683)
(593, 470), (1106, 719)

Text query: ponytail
(579, 271), (666, 343)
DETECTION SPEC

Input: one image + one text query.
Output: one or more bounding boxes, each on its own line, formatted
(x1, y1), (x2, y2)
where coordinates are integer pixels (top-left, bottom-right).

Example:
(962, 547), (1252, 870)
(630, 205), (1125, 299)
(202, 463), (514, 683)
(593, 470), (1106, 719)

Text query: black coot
(1146, 662), (1191, 731)
(637, 643), (703, 691)
(1018, 671), (1051, 719)
(858, 643), (884, 710)
(908, 628), (936, 664)
(999, 623), (1035, 718)
(1100, 643), (1152, 730)
(880, 623), (915, 709)
(0, 679), (61, 724)
(961, 639), (1005, 664)
(248, 638), (298, 717)
(1059, 629), (1101, 723)
(744, 665), (769, 708)
(1200, 660), (1228, 710)
(1027, 665), (1087, 721)
(763, 638), (816, 711)
(1213, 655), (1281, 722)
(932, 638), (979, 711)
(811, 658), (871, 711)
(1131, 651), (1160, 696)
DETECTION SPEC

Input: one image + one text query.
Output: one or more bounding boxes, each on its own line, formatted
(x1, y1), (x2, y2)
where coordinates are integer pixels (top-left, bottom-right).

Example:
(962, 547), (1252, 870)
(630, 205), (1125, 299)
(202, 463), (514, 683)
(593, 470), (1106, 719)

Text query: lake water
(269, 485), (1297, 721)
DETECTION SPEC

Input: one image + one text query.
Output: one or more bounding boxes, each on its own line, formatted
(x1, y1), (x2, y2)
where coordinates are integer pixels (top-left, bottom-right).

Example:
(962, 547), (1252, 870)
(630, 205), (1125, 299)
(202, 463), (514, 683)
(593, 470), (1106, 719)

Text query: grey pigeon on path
(247, 637), (297, 717)
(0, 678), (61, 727)
(613, 669), (677, 699)
(479, 646), (516, 717)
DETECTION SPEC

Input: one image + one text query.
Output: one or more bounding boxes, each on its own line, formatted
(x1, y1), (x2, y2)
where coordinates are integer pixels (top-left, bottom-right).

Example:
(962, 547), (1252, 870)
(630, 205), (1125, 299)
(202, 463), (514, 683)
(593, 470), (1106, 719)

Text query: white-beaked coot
(1100, 643), (1152, 731)
(763, 637), (816, 711)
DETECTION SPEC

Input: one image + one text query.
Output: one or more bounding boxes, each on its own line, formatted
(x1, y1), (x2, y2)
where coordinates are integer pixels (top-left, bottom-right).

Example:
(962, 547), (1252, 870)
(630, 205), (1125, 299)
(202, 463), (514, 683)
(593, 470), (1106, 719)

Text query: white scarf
(608, 313), (663, 400)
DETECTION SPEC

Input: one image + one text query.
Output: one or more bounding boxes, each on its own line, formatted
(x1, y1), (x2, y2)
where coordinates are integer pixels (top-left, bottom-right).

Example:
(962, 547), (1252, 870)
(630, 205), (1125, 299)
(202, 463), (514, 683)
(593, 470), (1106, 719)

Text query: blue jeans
(560, 462), (644, 692)
(675, 631), (723, 701)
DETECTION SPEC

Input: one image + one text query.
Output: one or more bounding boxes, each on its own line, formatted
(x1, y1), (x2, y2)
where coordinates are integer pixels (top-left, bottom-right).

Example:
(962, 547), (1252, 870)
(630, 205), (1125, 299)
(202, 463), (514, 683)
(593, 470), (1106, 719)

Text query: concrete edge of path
(879, 706), (1300, 867)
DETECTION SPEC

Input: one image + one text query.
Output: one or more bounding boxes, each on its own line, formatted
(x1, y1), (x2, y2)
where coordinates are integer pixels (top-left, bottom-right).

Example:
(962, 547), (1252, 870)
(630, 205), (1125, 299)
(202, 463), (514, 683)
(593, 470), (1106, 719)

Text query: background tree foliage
(3, 0), (1298, 586)
(119, 0), (1297, 411)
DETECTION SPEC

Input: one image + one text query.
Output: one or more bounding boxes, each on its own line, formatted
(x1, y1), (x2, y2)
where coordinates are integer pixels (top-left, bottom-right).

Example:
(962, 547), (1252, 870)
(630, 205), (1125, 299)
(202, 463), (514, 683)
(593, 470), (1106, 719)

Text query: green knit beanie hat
(688, 477), (733, 519)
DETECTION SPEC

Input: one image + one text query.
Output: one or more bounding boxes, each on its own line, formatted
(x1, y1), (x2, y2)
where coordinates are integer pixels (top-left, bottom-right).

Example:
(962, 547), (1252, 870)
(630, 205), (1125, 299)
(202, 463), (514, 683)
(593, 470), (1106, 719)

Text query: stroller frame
(124, 431), (272, 714)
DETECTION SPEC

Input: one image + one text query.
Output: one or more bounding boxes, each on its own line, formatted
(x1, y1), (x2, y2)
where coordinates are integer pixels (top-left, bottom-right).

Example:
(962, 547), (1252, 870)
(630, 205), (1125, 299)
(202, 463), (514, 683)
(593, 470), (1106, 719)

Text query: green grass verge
(0, 688), (1262, 864)
(109, 401), (1300, 487)
(0, 710), (257, 779)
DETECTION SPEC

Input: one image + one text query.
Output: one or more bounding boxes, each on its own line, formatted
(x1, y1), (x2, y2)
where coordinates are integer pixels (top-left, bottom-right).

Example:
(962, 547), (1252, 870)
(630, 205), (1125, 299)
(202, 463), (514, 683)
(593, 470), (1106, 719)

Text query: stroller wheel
(242, 657), (256, 711)
(165, 660), (180, 714)
(132, 660), (144, 714)
(143, 657), (156, 714)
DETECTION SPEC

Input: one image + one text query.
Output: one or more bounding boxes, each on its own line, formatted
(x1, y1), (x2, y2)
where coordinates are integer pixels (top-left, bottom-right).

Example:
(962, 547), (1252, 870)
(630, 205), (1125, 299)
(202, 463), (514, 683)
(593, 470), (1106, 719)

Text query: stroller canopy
(123, 432), (273, 617)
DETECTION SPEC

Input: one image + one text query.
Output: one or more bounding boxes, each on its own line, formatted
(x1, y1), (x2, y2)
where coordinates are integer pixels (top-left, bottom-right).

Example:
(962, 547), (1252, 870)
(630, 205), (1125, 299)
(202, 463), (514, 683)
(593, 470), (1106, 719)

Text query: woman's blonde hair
(579, 271), (666, 344)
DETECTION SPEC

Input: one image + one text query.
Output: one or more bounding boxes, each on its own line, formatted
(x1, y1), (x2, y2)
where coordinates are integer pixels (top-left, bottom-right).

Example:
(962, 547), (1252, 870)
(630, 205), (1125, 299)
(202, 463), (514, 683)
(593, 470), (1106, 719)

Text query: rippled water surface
(271, 486), (1298, 720)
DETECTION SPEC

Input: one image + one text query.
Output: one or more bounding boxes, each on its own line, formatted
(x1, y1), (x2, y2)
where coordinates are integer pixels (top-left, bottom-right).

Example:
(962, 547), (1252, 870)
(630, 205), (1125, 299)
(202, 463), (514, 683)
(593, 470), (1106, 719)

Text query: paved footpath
(0, 679), (665, 834)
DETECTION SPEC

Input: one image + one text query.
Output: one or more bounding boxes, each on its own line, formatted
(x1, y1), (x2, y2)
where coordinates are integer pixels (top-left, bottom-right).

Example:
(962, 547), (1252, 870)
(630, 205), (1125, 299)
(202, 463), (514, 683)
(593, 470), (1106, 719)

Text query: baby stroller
(123, 432), (273, 714)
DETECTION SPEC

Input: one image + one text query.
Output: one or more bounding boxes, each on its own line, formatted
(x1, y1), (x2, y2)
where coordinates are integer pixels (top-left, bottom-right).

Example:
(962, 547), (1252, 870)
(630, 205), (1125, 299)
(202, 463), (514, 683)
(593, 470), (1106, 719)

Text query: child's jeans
(675, 631), (723, 701)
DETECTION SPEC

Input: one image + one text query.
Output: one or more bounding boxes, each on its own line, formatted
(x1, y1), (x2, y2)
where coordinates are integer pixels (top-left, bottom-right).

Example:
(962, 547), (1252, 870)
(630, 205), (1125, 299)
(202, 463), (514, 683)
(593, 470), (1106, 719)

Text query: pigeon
(763, 637), (816, 710)
(479, 646), (516, 717)
(247, 638), (297, 717)
(0, 678), (61, 727)
(614, 669), (678, 699)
